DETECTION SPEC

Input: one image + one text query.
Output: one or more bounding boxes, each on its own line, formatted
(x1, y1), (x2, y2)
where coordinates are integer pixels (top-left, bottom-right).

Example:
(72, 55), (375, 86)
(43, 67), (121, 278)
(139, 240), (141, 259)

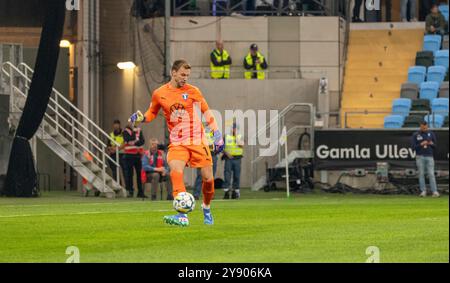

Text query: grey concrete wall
(171, 16), (345, 110)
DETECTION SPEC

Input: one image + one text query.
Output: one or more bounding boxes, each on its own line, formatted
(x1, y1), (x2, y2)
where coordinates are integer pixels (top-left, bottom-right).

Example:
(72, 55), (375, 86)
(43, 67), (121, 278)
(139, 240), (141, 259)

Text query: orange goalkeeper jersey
(144, 83), (218, 146)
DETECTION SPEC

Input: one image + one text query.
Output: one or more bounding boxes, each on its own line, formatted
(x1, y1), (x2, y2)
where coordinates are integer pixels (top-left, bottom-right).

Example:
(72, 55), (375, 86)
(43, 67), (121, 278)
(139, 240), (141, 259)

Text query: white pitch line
(0, 201), (169, 208)
(0, 209), (173, 219)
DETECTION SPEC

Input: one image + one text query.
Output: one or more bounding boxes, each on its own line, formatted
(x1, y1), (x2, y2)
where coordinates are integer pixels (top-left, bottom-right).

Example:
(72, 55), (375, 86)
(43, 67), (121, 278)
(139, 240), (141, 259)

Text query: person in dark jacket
(122, 123), (146, 198)
(411, 121), (439, 197)
(425, 4), (447, 36)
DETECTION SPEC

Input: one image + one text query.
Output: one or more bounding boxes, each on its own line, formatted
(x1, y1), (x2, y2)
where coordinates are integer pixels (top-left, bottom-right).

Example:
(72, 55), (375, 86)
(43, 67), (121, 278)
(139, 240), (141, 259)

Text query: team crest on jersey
(182, 93), (189, 100)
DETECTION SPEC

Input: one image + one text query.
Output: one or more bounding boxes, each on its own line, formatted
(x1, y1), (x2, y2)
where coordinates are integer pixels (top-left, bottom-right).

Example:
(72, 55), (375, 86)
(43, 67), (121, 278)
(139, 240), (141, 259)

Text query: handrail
(251, 102), (314, 143)
(343, 110), (440, 128)
(2, 62), (115, 151)
(172, 0), (331, 16)
(189, 68), (327, 79)
(250, 102), (315, 187)
(10, 84), (107, 166)
(3, 61), (121, 189)
(16, 62), (120, 148)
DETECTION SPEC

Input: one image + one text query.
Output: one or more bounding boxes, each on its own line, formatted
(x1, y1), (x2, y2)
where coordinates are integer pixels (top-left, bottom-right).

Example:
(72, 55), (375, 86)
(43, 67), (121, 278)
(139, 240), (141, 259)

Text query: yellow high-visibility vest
(225, 134), (243, 157)
(109, 131), (124, 153)
(210, 49), (231, 79)
(244, 52), (265, 80)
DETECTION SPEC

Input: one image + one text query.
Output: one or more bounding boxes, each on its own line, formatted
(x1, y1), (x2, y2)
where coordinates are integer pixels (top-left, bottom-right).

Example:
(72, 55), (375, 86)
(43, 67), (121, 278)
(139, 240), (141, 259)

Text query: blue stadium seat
(439, 4), (449, 22)
(392, 98), (412, 117)
(423, 35), (442, 52)
(427, 66), (447, 83)
(434, 50), (449, 70)
(424, 114), (445, 128)
(384, 115), (405, 129)
(420, 81), (440, 102)
(431, 98), (449, 117)
(408, 66), (427, 85)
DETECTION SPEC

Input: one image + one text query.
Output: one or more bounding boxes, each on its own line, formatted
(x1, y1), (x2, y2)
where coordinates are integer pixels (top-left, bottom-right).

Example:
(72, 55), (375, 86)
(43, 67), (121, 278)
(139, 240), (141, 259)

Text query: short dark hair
(420, 121), (428, 126)
(171, 59), (191, 72)
(113, 119), (121, 124)
(431, 4), (439, 10)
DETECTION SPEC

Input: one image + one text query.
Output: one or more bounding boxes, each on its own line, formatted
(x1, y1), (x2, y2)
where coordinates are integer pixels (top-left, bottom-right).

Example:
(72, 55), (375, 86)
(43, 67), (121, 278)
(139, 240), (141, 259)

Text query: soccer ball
(173, 192), (196, 214)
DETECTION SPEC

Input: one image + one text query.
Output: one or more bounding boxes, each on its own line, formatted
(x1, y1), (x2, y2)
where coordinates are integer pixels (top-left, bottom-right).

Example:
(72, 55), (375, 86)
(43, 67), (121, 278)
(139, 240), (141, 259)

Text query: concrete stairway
(341, 29), (424, 128)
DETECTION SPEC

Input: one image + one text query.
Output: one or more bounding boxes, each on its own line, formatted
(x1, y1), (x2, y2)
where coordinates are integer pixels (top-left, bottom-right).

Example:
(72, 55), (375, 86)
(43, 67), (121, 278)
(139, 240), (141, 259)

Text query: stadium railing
(2, 62), (123, 194)
(189, 69), (327, 79)
(173, 0), (346, 17)
(343, 110), (449, 129)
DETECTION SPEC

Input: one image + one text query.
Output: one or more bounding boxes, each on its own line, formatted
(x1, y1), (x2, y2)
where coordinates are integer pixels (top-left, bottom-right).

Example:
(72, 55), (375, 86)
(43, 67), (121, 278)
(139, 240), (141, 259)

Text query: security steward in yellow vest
(107, 120), (125, 183)
(243, 43), (267, 80)
(222, 123), (244, 199)
(210, 40), (232, 79)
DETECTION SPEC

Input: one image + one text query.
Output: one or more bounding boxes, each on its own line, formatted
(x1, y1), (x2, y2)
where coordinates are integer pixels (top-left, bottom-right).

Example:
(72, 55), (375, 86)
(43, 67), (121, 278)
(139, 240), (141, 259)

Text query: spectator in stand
(425, 4), (447, 36)
(401, 0), (418, 22)
(352, 0), (364, 22)
(383, 0), (392, 22)
(420, 0), (435, 22)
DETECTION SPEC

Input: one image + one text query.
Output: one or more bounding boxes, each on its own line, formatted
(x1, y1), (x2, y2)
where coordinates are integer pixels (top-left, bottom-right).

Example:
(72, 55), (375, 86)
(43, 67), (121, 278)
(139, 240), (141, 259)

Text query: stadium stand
(440, 82), (449, 98)
(424, 114), (445, 128)
(415, 50), (434, 67)
(342, 29), (424, 128)
(420, 81), (441, 101)
(392, 98), (412, 117)
(439, 4), (449, 22)
(431, 98), (449, 116)
(434, 50), (449, 69)
(400, 82), (419, 99)
(427, 65), (447, 83)
(443, 35), (449, 49)
(408, 66), (427, 84)
(411, 98), (431, 112)
(423, 35), (442, 52)
(384, 115), (405, 129)
(403, 114), (426, 128)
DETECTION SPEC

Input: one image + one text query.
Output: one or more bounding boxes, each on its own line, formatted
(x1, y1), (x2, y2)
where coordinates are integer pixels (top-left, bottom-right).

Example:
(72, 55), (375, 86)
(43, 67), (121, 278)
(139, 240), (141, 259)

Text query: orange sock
(170, 171), (186, 198)
(202, 178), (215, 206)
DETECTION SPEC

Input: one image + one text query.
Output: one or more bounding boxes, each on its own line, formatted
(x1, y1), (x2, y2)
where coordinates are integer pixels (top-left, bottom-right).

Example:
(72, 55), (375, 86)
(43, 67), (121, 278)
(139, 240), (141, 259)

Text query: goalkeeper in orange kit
(128, 59), (224, 227)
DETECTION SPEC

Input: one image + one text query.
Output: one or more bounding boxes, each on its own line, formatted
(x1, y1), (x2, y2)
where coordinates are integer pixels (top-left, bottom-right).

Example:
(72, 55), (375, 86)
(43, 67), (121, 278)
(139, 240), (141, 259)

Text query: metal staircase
(1, 61), (127, 198)
(250, 103), (316, 191)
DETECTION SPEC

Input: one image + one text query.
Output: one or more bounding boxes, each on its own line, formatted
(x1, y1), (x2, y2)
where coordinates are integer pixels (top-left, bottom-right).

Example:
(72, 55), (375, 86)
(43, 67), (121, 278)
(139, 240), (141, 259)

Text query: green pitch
(0, 190), (448, 263)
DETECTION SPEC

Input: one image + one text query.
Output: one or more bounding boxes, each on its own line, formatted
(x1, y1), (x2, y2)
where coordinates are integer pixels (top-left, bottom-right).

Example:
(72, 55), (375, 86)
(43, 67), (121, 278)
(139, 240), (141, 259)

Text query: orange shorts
(167, 144), (213, 168)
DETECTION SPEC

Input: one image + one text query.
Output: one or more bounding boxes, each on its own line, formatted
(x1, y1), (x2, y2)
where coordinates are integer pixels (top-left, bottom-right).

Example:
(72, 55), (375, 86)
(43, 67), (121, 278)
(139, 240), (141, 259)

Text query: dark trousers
(122, 154), (143, 196)
(353, 0), (363, 20)
(420, 0), (435, 21)
(108, 154), (124, 183)
(223, 157), (242, 191)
